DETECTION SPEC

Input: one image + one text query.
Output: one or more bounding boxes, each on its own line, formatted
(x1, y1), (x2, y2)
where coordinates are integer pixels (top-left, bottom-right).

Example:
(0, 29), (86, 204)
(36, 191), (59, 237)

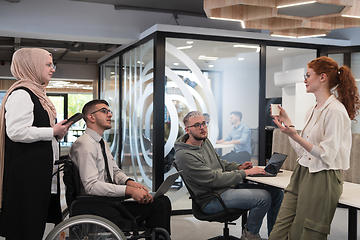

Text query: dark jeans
(222, 151), (251, 165)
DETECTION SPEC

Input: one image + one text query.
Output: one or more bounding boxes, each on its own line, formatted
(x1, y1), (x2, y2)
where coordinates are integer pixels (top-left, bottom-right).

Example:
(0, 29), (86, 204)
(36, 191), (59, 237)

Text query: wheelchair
(45, 155), (170, 240)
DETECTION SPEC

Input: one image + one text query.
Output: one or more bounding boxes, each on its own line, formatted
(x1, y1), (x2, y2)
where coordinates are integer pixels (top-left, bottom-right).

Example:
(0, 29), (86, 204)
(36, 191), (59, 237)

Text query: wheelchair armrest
(75, 195), (130, 202)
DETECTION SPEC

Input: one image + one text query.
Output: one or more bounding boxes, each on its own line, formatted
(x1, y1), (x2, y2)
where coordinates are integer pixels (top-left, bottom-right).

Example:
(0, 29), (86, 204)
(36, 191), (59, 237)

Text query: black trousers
(222, 151), (251, 165)
(121, 195), (172, 234)
(70, 195), (172, 236)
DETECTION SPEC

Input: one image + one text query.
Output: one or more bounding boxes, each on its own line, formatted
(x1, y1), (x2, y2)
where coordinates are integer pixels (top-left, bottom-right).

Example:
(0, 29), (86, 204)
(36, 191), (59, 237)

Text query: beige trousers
(269, 163), (343, 240)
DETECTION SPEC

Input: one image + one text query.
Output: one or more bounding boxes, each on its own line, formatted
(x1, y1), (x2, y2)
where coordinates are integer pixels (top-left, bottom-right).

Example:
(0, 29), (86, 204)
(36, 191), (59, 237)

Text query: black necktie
(99, 138), (114, 184)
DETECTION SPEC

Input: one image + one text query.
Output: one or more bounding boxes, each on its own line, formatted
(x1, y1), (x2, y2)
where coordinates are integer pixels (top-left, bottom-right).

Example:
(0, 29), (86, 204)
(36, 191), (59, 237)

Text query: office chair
(173, 162), (247, 240)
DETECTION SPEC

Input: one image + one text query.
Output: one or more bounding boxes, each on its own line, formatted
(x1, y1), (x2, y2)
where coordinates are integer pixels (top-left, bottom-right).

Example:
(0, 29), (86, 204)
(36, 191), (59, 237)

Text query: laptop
(249, 152), (287, 177)
(151, 170), (182, 198)
(127, 170), (182, 201)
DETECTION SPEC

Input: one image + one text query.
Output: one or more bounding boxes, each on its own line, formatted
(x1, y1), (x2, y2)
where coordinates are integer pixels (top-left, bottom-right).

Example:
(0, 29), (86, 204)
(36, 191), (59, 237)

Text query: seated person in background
(70, 99), (171, 237)
(216, 111), (252, 164)
(174, 111), (283, 240)
(203, 113), (210, 123)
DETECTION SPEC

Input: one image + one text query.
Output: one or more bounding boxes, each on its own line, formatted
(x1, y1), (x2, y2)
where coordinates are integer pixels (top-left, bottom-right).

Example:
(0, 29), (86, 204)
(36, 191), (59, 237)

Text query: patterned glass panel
(121, 40), (154, 188)
(100, 57), (120, 162)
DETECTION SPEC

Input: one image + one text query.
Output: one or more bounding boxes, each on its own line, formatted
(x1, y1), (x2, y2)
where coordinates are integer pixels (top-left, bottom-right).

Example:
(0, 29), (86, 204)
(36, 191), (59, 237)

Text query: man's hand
(238, 161), (253, 170)
(244, 167), (266, 176)
(125, 186), (153, 204)
(126, 180), (149, 192)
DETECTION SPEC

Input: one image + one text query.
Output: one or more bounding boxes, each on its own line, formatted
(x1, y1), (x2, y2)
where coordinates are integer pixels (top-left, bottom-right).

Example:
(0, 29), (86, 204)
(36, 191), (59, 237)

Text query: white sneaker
(241, 228), (266, 240)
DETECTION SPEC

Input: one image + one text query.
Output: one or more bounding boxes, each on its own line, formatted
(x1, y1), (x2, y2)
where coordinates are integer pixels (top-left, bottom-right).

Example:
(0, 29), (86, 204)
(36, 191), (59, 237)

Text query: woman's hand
(273, 116), (298, 137)
(53, 120), (72, 140)
(271, 105), (291, 125)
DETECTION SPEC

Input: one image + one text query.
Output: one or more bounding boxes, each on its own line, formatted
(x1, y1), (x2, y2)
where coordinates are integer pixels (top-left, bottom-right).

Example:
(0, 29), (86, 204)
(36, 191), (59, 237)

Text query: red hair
(308, 56), (360, 120)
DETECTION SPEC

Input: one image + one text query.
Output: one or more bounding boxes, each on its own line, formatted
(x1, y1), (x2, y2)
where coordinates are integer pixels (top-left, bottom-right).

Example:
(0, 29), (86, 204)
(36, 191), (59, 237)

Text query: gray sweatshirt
(174, 134), (246, 210)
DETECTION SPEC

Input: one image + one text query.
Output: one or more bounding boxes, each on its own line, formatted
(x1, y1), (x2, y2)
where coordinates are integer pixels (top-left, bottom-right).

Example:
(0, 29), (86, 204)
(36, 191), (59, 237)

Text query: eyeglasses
(303, 73), (321, 80)
(46, 63), (56, 70)
(91, 107), (113, 115)
(187, 121), (208, 129)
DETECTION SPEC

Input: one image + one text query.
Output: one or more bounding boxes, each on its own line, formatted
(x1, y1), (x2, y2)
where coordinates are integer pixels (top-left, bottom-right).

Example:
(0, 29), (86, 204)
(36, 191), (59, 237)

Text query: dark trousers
(70, 195), (172, 237)
(122, 195), (172, 234)
(222, 151), (251, 165)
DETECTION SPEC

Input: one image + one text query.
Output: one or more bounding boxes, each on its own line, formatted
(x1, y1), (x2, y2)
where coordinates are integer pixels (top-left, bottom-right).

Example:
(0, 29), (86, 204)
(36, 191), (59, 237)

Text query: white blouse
(5, 89), (59, 192)
(290, 95), (351, 173)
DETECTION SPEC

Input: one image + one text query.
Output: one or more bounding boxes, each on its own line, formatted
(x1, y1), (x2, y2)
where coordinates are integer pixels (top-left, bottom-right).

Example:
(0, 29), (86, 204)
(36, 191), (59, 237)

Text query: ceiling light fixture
(198, 55), (218, 61)
(298, 34), (326, 38)
(277, 1), (316, 9)
(278, 48), (285, 51)
(238, 58), (244, 61)
(342, 15), (360, 19)
(210, 17), (245, 28)
(233, 44), (258, 49)
(186, 41), (193, 44)
(271, 34), (297, 39)
(174, 63), (179, 65)
(233, 44), (260, 52)
(177, 45), (193, 50)
(209, 65), (214, 68)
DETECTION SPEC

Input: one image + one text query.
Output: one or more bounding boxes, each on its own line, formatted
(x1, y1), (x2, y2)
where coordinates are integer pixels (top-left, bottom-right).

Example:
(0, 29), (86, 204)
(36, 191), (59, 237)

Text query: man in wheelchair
(69, 99), (171, 239)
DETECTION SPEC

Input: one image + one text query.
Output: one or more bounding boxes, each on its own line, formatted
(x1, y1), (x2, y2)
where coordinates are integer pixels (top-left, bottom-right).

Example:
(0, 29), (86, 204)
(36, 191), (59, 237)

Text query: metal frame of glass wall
(98, 30), (343, 210)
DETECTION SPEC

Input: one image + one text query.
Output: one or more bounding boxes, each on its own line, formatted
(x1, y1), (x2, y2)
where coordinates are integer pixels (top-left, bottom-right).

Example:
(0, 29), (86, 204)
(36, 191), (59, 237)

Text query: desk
(215, 144), (234, 157)
(247, 168), (360, 240)
(214, 144), (234, 149)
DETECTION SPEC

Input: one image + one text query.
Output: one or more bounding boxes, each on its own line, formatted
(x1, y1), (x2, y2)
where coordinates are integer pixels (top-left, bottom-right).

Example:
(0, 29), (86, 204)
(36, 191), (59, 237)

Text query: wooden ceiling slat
(204, 0), (360, 37)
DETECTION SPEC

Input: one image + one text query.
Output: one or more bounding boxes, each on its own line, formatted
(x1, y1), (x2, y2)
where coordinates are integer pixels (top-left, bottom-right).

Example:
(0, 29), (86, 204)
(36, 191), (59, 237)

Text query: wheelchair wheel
(45, 214), (126, 240)
(62, 207), (69, 220)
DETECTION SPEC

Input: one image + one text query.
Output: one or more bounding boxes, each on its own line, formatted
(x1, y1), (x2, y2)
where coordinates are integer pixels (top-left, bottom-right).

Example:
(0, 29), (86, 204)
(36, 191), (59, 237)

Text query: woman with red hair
(269, 56), (360, 240)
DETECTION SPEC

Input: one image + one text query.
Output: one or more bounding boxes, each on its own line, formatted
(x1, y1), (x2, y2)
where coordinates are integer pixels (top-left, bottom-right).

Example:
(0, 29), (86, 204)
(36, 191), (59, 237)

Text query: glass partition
(351, 52), (360, 133)
(100, 57), (120, 161)
(265, 46), (316, 160)
(165, 38), (260, 208)
(121, 39), (154, 189)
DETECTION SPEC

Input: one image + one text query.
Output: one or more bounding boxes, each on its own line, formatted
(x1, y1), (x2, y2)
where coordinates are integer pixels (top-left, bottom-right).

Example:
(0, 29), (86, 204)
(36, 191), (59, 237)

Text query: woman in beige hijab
(0, 48), (72, 239)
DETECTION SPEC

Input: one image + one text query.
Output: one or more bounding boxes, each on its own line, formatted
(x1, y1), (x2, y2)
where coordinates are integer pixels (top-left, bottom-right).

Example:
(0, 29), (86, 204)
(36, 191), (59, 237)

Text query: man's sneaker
(241, 228), (265, 240)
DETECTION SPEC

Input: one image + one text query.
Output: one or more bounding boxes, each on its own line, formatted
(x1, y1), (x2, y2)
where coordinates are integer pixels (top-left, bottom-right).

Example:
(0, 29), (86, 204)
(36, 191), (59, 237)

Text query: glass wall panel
(351, 52), (360, 133)
(328, 54), (344, 67)
(165, 38), (260, 208)
(67, 93), (93, 142)
(100, 57), (120, 161)
(265, 46), (316, 160)
(121, 40), (154, 189)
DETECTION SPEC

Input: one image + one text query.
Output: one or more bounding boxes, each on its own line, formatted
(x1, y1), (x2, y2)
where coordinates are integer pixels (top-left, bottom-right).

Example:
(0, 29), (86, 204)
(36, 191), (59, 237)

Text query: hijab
(0, 48), (57, 209)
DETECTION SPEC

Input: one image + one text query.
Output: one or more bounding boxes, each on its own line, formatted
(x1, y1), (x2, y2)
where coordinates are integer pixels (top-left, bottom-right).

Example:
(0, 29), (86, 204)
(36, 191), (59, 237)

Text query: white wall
(282, 53), (315, 71)
(217, 53), (259, 137)
(266, 64), (282, 99)
(273, 52), (317, 129)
